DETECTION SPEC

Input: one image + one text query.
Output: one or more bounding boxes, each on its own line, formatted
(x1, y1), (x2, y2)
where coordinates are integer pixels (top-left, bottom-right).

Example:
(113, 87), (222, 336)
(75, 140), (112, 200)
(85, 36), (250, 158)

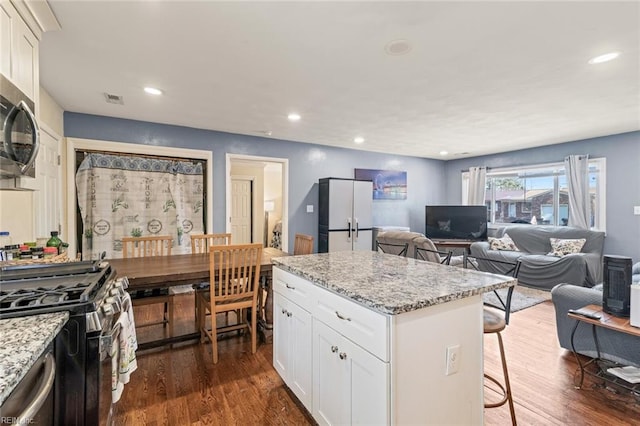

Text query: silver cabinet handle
(339, 352), (347, 360)
(282, 308), (287, 314)
(17, 353), (55, 424)
(335, 311), (351, 321)
(285, 284), (296, 290)
(286, 311), (292, 317)
(331, 345), (338, 353)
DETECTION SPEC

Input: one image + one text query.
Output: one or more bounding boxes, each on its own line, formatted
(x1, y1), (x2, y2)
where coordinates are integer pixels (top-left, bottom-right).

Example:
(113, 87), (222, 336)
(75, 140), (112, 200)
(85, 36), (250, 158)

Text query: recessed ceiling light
(144, 87), (163, 95)
(439, 150), (449, 156)
(354, 136), (365, 144)
(588, 52), (620, 64)
(287, 113), (301, 121)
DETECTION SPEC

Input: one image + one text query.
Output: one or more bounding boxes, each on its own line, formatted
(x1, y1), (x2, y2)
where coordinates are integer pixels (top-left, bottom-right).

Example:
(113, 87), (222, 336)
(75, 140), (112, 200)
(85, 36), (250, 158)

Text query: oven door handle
(100, 322), (122, 361)
(3, 100), (40, 174)
(16, 352), (55, 424)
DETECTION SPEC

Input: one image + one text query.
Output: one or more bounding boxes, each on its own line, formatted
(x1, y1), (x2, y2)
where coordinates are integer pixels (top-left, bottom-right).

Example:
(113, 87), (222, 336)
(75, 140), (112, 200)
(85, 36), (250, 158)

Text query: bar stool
(484, 306), (517, 425)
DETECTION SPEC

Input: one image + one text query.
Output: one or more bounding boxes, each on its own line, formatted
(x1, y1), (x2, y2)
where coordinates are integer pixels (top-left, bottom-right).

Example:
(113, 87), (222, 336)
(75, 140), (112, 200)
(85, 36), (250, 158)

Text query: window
(462, 158), (606, 230)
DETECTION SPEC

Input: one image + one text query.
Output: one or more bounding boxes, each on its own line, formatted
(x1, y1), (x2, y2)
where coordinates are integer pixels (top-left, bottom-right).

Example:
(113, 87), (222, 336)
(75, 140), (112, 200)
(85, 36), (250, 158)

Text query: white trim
(66, 137), (213, 257)
(226, 153), (289, 253)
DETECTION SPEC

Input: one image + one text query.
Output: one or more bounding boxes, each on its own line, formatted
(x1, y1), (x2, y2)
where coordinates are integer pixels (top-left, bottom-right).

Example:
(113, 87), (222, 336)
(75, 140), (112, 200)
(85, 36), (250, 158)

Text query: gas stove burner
(0, 263), (114, 319)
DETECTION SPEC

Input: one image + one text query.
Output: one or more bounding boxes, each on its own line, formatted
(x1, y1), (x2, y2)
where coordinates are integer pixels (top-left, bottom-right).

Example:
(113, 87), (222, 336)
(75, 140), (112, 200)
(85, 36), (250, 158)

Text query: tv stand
(431, 240), (474, 254)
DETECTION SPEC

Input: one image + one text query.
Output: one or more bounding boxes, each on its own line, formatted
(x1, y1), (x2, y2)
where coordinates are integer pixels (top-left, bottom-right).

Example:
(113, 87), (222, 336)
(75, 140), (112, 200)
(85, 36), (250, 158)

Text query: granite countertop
(272, 251), (516, 315)
(0, 312), (69, 406)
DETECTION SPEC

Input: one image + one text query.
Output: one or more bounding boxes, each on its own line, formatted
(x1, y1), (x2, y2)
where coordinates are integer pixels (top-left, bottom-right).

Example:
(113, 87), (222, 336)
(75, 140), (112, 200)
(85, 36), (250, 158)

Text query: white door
(313, 320), (350, 426)
(231, 178), (252, 243)
(34, 127), (61, 239)
(347, 336), (389, 425)
(353, 180), (373, 230)
(273, 292), (290, 379)
(353, 229), (373, 252)
(328, 231), (354, 252)
(328, 179), (353, 231)
(288, 299), (313, 411)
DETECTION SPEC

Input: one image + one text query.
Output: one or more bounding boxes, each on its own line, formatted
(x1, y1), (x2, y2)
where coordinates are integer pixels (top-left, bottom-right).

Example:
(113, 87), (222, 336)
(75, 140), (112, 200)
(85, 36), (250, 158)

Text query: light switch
(634, 206), (640, 215)
(306, 205), (314, 213)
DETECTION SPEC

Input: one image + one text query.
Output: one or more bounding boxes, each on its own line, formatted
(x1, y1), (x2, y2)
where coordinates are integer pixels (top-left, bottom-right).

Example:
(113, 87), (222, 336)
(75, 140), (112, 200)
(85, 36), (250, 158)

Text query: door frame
(226, 153), (289, 252)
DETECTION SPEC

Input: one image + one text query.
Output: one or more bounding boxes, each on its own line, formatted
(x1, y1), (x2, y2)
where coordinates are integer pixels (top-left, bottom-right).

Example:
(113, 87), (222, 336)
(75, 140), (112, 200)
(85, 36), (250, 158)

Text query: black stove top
(0, 261), (114, 319)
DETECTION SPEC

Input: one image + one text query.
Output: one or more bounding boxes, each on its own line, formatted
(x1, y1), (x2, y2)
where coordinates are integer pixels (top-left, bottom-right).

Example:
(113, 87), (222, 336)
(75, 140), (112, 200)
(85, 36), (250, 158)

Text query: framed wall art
(355, 168), (407, 200)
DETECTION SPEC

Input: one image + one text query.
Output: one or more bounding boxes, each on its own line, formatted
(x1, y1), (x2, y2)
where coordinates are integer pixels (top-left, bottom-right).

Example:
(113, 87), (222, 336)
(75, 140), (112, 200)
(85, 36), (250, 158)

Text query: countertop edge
(0, 312), (69, 406)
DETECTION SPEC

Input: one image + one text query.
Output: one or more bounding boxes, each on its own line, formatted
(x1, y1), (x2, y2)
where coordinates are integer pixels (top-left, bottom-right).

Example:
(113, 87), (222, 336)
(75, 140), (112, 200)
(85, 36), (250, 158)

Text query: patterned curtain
(76, 153), (205, 260)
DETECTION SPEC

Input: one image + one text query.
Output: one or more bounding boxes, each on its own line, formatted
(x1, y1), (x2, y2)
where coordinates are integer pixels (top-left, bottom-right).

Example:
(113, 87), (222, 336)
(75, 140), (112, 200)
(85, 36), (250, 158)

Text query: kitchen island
(271, 251), (516, 425)
(0, 312), (68, 405)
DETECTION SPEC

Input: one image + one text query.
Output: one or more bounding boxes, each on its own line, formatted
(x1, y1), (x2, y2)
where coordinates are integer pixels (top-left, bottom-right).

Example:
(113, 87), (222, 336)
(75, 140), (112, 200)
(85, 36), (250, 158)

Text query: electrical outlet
(634, 206), (640, 215)
(446, 345), (460, 376)
(306, 205), (314, 213)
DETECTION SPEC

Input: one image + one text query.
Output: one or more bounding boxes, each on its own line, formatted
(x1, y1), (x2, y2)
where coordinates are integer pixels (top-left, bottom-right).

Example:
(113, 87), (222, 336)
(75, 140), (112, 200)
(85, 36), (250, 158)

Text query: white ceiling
(39, 1), (640, 160)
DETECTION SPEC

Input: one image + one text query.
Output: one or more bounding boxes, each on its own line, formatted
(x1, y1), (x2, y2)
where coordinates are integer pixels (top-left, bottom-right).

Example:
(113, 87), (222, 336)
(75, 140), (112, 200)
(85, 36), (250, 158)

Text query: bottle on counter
(0, 232), (11, 248)
(46, 231), (63, 254)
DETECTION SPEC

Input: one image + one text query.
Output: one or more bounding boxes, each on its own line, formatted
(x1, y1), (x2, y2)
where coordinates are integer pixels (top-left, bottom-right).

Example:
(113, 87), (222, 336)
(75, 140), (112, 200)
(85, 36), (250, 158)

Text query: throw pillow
(548, 238), (586, 257)
(488, 233), (519, 251)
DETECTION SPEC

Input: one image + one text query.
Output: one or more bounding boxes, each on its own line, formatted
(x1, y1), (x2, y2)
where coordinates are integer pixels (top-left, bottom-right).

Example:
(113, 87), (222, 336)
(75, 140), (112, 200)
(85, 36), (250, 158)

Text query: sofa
(469, 225), (605, 290)
(551, 268), (640, 367)
(375, 231), (464, 265)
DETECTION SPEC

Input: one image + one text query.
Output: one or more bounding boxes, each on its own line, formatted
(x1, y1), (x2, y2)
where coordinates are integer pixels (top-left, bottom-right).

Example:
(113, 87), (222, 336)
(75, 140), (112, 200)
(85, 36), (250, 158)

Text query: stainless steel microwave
(0, 74), (40, 180)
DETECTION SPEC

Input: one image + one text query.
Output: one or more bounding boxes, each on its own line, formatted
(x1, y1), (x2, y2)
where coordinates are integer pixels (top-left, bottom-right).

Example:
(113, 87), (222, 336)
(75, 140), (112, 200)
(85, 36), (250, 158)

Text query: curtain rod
(460, 166), (490, 173)
(76, 148), (204, 163)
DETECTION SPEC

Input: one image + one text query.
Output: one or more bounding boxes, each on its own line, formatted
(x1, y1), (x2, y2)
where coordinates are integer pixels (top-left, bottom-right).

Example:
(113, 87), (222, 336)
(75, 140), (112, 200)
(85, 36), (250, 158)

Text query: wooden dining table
(107, 247), (288, 349)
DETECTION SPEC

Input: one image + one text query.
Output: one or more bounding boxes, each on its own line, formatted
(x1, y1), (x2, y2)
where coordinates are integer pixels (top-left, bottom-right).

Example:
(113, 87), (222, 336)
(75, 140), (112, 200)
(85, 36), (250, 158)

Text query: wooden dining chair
(122, 235), (174, 337)
(190, 233), (232, 253)
(196, 243), (263, 364)
(293, 233), (314, 255)
(191, 233), (233, 321)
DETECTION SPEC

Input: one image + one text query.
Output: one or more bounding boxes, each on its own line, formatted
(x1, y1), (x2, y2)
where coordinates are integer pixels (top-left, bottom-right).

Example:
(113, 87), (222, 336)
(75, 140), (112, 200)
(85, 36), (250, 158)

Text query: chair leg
(251, 304), (257, 354)
(168, 295), (174, 339)
(485, 331), (517, 425)
(163, 301), (168, 328)
(211, 307), (219, 365)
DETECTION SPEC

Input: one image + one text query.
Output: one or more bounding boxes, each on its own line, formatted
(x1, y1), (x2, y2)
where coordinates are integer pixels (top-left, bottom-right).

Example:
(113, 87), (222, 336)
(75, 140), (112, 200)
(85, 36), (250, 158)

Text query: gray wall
(65, 113), (445, 250)
(443, 131), (640, 262)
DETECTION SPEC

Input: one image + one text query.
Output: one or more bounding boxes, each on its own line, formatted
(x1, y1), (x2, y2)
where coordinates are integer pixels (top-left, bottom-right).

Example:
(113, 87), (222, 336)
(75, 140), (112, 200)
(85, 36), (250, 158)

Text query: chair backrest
(121, 235), (173, 258)
(414, 237), (453, 265)
(293, 233), (314, 255)
(376, 241), (409, 257)
(210, 243), (263, 309)
(191, 233), (232, 253)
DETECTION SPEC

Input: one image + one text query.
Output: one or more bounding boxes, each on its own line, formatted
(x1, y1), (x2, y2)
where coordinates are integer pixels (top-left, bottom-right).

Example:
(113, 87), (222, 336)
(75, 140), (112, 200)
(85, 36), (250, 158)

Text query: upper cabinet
(0, 0), (60, 103)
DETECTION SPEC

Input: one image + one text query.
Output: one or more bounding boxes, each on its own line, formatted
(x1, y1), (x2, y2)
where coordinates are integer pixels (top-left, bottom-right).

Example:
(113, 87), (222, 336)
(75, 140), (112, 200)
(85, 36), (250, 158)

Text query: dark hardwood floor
(114, 294), (640, 425)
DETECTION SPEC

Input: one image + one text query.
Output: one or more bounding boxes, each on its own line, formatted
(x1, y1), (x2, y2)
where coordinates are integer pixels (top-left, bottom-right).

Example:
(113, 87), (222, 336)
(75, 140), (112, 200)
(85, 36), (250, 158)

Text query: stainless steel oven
(0, 261), (130, 426)
(0, 73), (40, 179)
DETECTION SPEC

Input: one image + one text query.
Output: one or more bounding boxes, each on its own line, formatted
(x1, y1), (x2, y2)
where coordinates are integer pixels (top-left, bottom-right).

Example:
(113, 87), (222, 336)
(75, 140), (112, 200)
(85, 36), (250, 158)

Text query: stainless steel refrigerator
(318, 177), (373, 252)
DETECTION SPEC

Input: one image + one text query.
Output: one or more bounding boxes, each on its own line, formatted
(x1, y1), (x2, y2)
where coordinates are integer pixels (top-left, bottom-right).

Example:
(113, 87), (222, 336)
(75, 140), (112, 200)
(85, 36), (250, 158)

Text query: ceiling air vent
(104, 92), (124, 105)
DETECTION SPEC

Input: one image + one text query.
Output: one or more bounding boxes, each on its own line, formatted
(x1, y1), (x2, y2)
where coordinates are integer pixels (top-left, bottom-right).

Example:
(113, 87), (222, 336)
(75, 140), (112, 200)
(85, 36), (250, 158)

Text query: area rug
(483, 286), (552, 313)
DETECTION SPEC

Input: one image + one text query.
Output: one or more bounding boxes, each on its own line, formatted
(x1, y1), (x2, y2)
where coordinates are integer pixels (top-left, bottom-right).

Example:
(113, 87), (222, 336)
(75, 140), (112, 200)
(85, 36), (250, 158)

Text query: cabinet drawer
(314, 290), (389, 362)
(273, 268), (316, 312)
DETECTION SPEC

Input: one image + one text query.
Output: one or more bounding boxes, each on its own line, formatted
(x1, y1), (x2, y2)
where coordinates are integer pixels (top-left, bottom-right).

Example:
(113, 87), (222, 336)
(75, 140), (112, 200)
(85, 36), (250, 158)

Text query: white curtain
(466, 166), (487, 206)
(564, 154), (590, 229)
(76, 153), (205, 259)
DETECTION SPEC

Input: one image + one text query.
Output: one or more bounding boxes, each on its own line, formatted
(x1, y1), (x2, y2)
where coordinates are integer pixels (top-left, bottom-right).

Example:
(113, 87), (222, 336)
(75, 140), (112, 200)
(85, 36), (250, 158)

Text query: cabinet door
(328, 230), (353, 252)
(287, 298), (313, 410)
(352, 180), (373, 229)
(0, 2), (11, 78)
(328, 179), (354, 231)
(313, 320), (350, 426)
(346, 337), (389, 425)
(11, 13), (37, 100)
(273, 292), (313, 411)
(273, 292), (290, 380)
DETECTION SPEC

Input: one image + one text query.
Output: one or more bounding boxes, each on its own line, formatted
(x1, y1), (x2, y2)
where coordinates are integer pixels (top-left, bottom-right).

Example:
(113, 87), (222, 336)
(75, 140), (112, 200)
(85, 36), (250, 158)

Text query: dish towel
(111, 291), (139, 403)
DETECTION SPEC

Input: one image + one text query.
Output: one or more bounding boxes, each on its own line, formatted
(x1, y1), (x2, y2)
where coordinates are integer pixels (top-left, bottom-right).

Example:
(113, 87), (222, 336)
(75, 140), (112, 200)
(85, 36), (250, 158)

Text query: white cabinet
(0, 0), (39, 100)
(272, 270), (314, 411)
(313, 319), (389, 426)
(318, 178), (373, 253)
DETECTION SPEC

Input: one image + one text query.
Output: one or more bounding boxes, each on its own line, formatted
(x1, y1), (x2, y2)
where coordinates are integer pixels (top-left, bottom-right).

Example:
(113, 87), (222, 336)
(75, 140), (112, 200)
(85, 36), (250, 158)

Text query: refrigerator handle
(354, 218), (359, 240)
(347, 218), (352, 241)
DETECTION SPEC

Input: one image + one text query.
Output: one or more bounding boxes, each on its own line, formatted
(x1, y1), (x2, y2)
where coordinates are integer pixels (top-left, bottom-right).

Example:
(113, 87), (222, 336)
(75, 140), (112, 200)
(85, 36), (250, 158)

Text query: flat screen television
(425, 205), (488, 241)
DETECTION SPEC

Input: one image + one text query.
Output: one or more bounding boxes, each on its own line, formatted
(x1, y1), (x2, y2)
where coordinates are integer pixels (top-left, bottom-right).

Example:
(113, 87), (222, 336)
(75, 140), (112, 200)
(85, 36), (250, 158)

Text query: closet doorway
(226, 154), (288, 252)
